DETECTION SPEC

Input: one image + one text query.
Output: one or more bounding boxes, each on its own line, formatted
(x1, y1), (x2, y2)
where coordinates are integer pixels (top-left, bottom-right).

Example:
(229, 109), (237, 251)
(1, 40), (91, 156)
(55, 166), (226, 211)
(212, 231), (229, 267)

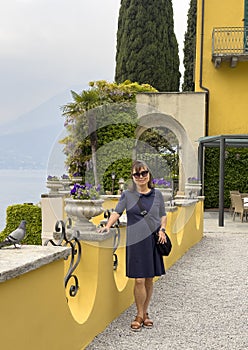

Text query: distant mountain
(0, 90), (72, 169)
(0, 90), (71, 135)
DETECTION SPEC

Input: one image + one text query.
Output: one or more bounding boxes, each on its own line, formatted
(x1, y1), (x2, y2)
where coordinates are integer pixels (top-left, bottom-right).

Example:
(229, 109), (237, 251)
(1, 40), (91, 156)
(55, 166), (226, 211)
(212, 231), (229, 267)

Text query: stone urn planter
(71, 176), (83, 184)
(46, 180), (63, 194)
(152, 178), (173, 202)
(65, 198), (104, 233)
(157, 188), (173, 202)
(185, 182), (202, 198)
(60, 179), (72, 193)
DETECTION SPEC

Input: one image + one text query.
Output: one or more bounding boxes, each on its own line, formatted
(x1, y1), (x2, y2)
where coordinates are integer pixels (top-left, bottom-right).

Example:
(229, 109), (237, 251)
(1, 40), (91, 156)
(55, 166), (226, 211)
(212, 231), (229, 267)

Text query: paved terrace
(86, 211), (248, 350)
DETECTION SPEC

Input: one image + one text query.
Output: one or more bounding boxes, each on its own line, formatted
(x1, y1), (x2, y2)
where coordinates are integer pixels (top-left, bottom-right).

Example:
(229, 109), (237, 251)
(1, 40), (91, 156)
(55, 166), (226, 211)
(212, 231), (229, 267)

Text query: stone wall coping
(164, 206), (178, 212)
(100, 195), (121, 200)
(41, 193), (64, 198)
(0, 245), (71, 283)
(77, 228), (116, 242)
(100, 218), (127, 227)
(174, 199), (199, 207)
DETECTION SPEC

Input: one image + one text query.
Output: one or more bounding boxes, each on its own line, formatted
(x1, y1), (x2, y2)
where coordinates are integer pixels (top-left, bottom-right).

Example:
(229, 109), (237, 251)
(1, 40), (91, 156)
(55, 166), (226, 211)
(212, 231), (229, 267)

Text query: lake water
(0, 169), (48, 231)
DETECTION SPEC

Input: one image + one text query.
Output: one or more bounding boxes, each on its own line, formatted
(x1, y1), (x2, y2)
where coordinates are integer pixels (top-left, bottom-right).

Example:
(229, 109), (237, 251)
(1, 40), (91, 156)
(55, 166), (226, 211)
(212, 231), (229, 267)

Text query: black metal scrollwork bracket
(113, 225), (120, 270)
(102, 209), (120, 270)
(45, 218), (81, 298)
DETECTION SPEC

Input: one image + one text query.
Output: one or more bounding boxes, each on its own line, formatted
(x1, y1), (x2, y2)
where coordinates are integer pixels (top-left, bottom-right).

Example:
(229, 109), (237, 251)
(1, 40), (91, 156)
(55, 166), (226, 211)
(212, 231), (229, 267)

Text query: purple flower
(70, 183), (80, 195)
(47, 175), (59, 181)
(152, 178), (171, 188)
(73, 172), (81, 177)
(85, 182), (93, 189)
(188, 177), (200, 183)
(70, 182), (101, 199)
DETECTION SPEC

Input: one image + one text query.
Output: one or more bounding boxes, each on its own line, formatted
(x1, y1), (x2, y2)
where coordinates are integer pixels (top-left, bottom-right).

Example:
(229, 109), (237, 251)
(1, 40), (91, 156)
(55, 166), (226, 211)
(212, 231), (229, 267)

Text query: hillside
(0, 91), (70, 169)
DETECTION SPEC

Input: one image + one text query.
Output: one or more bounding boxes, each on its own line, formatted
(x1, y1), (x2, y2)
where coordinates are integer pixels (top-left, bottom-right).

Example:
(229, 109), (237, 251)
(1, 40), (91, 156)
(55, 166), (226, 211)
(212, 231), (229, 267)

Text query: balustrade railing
(212, 27), (248, 55)
(45, 219), (81, 298)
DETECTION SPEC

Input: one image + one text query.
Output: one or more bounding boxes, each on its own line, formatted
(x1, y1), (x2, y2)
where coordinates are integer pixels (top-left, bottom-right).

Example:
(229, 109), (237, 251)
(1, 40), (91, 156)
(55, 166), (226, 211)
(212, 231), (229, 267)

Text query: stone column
(41, 193), (65, 245)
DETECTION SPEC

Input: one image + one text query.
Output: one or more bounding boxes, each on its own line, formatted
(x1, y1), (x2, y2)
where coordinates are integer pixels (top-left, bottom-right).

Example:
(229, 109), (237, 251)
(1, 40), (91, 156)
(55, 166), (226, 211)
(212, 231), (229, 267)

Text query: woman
(98, 160), (167, 331)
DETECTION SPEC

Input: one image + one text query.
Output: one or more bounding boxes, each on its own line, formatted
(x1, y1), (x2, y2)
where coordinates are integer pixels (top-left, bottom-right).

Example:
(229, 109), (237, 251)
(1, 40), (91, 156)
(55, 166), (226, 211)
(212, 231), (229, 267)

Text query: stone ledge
(174, 199), (198, 207)
(100, 218), (127, 227)
(41, 193), (64, 198)
(100, 195), (121, 200)
(77, 228), (116, 242)
(165, 206), (178, 212)
(0, 245), (71, 283)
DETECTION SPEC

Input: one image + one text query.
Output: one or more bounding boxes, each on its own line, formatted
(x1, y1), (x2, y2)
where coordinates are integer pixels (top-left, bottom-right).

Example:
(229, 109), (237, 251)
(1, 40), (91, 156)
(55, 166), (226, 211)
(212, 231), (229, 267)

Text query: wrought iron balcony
(212, 27), (248, 68)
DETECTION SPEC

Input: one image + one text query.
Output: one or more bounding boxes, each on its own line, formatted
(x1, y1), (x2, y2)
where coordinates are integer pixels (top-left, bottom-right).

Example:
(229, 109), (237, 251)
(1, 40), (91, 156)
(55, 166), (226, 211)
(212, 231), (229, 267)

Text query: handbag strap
(136, 196), (155, 233)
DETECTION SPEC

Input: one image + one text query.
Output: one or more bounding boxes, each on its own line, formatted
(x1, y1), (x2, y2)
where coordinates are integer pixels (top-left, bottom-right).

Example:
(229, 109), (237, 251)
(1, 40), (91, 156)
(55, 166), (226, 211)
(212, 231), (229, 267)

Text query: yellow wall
(0, 200), (203, 350)
(195, 0), (248, 135)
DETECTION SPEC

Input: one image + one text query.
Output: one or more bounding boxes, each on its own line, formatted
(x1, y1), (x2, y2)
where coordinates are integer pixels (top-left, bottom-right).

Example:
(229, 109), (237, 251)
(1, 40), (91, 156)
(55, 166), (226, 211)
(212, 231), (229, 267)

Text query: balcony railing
(212, 27), (248, 67)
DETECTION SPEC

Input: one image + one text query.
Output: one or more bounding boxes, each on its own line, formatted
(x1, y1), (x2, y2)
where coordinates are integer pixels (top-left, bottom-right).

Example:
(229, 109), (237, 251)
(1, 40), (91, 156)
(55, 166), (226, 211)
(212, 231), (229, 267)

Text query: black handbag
(136, 196), (172, 256)
(154, 231), (172, 256)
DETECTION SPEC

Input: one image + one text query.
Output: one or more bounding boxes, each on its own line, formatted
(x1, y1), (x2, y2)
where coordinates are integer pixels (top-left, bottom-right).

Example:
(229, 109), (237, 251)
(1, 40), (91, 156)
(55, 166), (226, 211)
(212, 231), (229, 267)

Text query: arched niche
(135, 112), (199, 191)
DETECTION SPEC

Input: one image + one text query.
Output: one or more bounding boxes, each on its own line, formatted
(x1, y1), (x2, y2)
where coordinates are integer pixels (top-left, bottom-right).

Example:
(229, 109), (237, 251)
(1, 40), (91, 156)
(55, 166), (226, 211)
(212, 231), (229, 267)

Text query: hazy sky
(0, 0), (190, 124)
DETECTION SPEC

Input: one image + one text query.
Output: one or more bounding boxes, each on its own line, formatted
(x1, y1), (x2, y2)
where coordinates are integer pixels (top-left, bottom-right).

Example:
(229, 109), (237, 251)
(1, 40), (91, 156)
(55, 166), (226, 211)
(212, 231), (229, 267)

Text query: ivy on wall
(204, 148), (248, 208)
(0, 204), (42, 245)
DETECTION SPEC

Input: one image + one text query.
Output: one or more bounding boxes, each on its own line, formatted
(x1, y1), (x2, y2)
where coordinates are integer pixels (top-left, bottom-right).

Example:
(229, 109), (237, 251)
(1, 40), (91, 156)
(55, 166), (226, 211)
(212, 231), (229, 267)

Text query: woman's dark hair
(130, 160), (154, 191)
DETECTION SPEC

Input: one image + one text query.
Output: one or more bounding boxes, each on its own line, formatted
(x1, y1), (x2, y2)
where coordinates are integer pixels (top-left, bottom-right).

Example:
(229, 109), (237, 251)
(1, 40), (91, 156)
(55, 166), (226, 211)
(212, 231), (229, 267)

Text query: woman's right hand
(97, 226), (110, 234)
(97, 212), (120, 233)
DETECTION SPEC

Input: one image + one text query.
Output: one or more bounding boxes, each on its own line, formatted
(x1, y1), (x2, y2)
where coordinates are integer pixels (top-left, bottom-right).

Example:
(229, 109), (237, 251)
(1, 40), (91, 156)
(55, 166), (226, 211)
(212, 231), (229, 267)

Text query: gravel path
(86, 213), (248, 350)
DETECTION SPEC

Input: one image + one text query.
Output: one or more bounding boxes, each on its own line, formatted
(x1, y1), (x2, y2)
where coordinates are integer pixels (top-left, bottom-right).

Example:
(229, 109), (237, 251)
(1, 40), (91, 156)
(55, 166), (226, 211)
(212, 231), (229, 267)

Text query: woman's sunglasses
(132, 170), (149, 179)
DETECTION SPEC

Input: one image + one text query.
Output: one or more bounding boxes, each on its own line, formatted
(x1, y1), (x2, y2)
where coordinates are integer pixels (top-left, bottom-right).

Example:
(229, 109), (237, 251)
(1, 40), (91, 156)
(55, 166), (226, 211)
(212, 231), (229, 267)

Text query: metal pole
(219, 137), (225, 226)
(198, 142), (204, 195)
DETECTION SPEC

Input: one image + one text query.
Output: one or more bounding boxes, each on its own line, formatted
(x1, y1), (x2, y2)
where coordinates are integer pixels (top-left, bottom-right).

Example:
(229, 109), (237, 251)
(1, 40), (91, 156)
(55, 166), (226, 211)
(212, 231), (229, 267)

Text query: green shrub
(102, 158), (133, 194)
(204, 148), (248, 208)
(0, 203), (42, 245)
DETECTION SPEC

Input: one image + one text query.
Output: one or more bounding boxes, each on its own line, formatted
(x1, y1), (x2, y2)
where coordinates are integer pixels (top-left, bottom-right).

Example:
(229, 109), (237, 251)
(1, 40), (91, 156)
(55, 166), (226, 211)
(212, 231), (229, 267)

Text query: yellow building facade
(195, 0), (248, 135)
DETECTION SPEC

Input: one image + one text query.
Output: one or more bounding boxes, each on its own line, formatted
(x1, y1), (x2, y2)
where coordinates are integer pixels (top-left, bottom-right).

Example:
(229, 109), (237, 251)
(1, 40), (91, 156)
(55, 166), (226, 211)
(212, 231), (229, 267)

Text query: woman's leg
(133, 278), (146, 318)
(143, 277), (154, 315)
(133, 277), (154, 316)
(132, 277), (154, 330)
(131, 278), (146, 331)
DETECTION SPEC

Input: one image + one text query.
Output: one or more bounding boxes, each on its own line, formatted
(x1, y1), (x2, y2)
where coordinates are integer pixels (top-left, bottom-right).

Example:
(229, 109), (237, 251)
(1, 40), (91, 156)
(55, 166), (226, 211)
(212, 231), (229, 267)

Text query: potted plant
(152, 178), (173, 202)
(60, 174), (72, 192)
(46, 175), (63, 194)
(71, 172), (83, 183)
(185, 177), (202, 198)
(64, 182), (103, 233)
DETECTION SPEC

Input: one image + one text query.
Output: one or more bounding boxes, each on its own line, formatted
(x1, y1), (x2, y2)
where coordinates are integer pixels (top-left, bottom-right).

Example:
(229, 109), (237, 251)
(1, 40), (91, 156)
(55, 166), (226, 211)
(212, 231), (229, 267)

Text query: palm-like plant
(62, 89), (104, 185)
(61, 80), (157, 187)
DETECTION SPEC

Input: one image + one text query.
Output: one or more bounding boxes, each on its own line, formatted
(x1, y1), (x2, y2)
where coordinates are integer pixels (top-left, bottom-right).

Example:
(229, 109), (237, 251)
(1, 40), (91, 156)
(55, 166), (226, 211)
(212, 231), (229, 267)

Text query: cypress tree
(182, 0), (197, 92)
(115, 0), (180, 92)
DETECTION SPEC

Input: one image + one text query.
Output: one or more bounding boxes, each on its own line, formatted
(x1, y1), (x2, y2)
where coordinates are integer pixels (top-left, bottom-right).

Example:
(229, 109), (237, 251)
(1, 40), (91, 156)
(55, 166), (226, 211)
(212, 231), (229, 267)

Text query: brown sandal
(143, 313), (153, 328)
(131, 316), (143, 332)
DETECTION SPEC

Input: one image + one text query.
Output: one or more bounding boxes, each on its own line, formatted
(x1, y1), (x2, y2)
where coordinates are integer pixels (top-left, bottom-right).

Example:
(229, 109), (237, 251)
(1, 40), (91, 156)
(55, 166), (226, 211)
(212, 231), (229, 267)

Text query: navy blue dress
(115, 188), (166, 278)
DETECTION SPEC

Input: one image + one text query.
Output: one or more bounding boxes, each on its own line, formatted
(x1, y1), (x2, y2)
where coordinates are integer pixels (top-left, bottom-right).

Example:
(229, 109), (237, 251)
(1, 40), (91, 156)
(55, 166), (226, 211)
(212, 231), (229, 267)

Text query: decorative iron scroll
(103, 209), (120, 270)
(45, 219), (81, 298)
(113, 226), (120, 270)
